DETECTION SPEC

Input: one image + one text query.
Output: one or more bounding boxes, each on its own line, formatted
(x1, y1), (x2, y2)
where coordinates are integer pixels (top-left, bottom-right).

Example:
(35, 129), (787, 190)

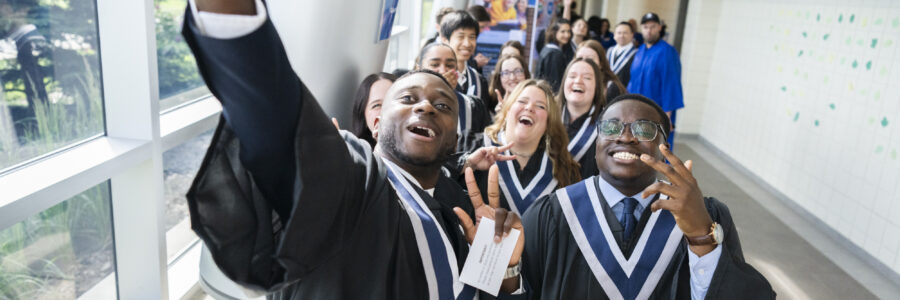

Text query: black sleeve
(478, 74), (491, 105)
(521, 195), (559, 300)
(183, 7), (380, 291)
(704, 197), (776, 299)
(546, 51), (567, 92)
(618, 59), (632, 87)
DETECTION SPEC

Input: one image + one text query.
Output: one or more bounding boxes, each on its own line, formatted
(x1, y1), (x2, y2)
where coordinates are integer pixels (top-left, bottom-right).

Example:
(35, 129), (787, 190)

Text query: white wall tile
(687, 0), (900, 274)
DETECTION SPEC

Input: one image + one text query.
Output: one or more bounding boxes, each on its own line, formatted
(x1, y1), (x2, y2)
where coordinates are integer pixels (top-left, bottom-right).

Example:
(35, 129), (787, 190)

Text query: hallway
(675, 137), (899, 299)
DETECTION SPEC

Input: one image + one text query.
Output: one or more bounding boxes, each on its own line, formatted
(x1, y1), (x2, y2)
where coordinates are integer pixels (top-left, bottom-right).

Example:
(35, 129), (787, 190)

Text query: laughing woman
(460, 80), (581, 215)
(414, 42), (492, 152)
(558, 57), (608, 179)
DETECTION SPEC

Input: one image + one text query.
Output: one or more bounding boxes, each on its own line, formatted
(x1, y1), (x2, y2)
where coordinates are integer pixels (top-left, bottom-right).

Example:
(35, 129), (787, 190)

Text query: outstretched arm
(184, 0), (377, 291)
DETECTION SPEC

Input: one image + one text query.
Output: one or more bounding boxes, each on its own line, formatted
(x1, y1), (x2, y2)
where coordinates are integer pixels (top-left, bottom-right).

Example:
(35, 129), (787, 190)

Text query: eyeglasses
(598, 119), (667, 142)
(500, 68), (525, 79)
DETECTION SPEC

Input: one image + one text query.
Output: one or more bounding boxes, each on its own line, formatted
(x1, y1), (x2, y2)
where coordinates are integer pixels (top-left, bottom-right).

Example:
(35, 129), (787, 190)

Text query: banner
(471, 0), (535, 76)
(528, 0), (557, 70)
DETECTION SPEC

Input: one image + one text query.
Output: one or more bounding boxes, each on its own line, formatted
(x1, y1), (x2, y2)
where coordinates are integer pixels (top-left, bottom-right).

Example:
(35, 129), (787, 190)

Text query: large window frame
(0, 0), (219, 298)
(0, 0), (431, 298)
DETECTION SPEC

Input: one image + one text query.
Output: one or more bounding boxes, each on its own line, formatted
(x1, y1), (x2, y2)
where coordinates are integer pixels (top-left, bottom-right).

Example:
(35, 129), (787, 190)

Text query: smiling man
(182, 0), (524, 299)
(440, 10), (491, 103)
(521, 94), (774, 299)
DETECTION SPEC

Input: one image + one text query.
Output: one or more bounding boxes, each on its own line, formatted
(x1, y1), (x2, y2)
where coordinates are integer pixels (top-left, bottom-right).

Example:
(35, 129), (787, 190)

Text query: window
(155, 0), (210, 111)
(0, 181), (115, 298)
(0, 0), (105, 171)
(163, 129), (213, 259)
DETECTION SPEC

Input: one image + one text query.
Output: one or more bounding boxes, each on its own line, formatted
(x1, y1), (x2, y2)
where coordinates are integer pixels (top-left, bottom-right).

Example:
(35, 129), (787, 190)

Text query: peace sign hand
(494, 89), (505, 113)
(464, 142), (516, 172)
(453, 166), (525, 266)
(640, 144), (713, 239)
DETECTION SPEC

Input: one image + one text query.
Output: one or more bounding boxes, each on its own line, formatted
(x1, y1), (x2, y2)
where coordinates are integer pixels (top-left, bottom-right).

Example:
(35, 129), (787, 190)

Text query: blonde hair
(485, 80), (582, 187)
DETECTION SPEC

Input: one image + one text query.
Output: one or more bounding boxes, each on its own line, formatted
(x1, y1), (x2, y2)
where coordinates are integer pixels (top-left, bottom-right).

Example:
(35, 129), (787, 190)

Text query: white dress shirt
(596, 176), (721, 300)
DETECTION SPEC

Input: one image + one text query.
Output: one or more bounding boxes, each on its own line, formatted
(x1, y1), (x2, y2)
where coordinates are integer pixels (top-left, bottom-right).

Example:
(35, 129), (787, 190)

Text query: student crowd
(183, 0), (775, 299)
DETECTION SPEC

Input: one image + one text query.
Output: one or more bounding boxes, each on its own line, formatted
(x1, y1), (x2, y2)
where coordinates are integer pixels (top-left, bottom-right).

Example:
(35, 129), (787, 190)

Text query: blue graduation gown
(627, 40), (683, 145)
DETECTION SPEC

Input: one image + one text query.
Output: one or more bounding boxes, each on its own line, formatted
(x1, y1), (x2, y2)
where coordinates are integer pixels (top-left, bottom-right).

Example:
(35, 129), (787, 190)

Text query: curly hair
(485, 80), (582, 187)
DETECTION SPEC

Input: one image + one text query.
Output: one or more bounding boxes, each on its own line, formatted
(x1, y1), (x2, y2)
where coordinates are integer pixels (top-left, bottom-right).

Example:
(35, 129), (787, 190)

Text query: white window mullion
(97, 0), (167, 299)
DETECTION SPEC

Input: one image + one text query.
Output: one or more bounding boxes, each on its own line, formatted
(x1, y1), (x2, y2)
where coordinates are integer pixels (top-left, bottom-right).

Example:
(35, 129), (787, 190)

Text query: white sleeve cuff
(688, 244), (722, 299)
(188, 0), (267, 39)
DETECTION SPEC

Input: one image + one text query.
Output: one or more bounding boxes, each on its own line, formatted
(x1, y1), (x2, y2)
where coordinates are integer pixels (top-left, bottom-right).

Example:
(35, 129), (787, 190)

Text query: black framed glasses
(500, 68), (525, 79)
(598, 120), (667, 142)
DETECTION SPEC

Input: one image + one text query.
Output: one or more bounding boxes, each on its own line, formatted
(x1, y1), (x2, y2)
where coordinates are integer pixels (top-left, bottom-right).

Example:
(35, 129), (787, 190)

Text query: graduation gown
(563, 107), (600, 179)
(521, 176), (775, 299)
(463, 135), (559, 216)
(457, 65), (491, 105)
(182, 11), (486, 299)
(627, 40), (683, 146)
(607, 44), (637, 87)
(456, 91), (493, 153)
(536, 44), (567, 92)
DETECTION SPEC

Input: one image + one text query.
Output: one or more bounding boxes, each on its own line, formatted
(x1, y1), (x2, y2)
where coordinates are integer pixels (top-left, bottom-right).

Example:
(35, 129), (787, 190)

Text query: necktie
(620, 197), (639, 242)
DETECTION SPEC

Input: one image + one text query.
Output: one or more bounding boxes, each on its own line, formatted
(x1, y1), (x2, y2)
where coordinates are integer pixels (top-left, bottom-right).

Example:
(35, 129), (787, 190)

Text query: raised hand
(195, 0), (257, 14)
(443, 69), (459, 89)
(331, 117), (340, 131)
(475, 53), (489, 68)
(464, 142), (516, 172)
(640, 144), (714, 254)
(494, 89), (505, 113)
(454, 166), (525, 266)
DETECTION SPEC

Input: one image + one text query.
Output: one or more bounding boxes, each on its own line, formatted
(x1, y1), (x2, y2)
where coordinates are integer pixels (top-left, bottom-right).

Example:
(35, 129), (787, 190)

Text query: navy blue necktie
(620, 197), (639, 242)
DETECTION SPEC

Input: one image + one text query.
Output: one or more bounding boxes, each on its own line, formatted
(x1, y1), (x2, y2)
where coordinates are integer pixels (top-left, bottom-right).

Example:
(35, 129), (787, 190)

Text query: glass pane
(163, 129), (213, 259)
(155, 0), (209, 111)
(420, 0), (434, 43)
(0, 181), (115, 298)
(0, 0), (105, 171)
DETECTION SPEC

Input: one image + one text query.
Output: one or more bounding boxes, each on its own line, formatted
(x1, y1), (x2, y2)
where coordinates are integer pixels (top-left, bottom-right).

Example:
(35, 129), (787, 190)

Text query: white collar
(596, 176), (654, 210)
(612, 43), (633, 54)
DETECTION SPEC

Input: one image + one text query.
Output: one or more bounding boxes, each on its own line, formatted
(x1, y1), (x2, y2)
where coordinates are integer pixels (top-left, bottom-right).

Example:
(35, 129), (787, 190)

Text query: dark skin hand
(194, 0), (256, 15)
(454, 166), (524, 293)
(641, 144), (716, 256)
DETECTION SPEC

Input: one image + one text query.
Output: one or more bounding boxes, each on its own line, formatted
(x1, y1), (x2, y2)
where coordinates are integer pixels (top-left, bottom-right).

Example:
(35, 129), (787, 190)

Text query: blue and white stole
(564, 106), (599, 161)
(461, 65), (481, 97)
(607, 44), (637, 75)
(456, 92), (473, 135)
(556, 177), (683, 300)
(382, 159), (477, 300)
(487, 133), (557, 215)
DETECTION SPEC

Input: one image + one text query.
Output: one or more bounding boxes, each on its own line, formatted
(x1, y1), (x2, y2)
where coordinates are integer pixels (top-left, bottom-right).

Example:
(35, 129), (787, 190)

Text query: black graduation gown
(521, 176), (775, 299)
(564, 109), (600, 179)
(456, 65), (491, 106)
(181, 10), (486, 299)
(612, 55), (635, 87)
(456, 92), (493, 153)
(536, 45), (567, 92)
(463, 138), (557, 216)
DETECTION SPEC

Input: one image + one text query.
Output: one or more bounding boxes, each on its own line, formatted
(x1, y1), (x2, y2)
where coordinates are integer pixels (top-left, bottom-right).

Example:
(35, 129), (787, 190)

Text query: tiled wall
(689, 0), (900, 273)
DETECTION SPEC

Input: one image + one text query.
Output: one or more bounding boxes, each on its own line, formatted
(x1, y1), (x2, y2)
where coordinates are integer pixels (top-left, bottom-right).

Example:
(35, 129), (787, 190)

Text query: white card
(459, 218), (521, 296)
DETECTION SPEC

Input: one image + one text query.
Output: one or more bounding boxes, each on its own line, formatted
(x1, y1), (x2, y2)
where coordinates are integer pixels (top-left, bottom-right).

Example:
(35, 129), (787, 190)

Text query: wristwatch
(685, 222), (724, 245)
(503, 263), (521, 279)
